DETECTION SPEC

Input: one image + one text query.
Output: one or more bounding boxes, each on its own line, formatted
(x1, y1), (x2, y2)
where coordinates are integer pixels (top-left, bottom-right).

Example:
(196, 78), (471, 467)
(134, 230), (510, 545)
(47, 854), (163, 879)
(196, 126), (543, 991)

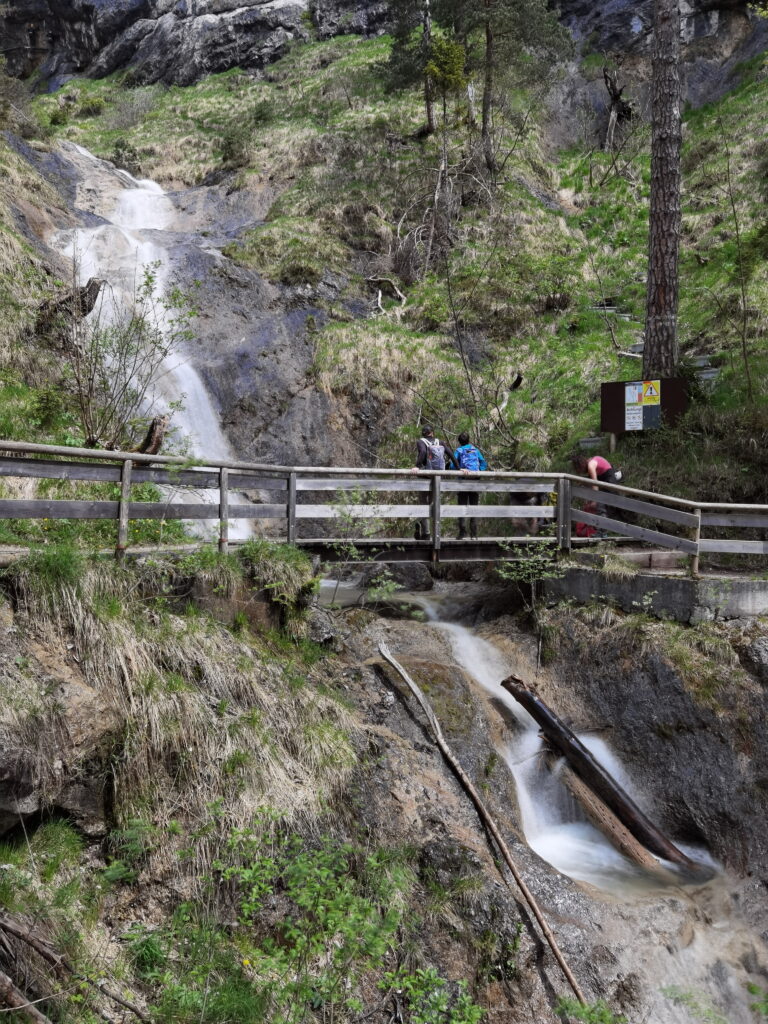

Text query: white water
(53, 142), (253, 540)
(411, 600), (715, 893)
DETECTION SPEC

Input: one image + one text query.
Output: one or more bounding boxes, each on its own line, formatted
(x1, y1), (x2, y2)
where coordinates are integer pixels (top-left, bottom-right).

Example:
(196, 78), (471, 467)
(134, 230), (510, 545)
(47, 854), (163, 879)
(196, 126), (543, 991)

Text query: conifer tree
(644, 0), (682, 379)
(387, 0), (436, 134)
(433, 0), (570, 172)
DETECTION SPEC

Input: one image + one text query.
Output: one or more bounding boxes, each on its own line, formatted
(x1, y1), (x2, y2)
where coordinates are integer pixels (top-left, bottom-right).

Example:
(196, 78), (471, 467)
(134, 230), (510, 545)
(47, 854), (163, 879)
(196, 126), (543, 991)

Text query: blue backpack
(455, 444), (486, 472)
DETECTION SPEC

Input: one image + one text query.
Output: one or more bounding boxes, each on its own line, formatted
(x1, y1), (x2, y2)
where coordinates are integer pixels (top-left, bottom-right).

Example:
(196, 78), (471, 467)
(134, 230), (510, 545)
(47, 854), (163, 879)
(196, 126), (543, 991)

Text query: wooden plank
(440, 481), (555, 494)
(0, 457), (288, 491)
(296, 477), (431, 492)
(116, 460), (132, 558)
(431, 475), (441, 552)
(295, 504), (431, 519)
(0, 457), (121, 483)
(558, 477), (571, 551)
(441, 506), (555, 519)
(700, 513), (768, 528)
(219, 467), (229, 554)
(296, 536), (558, 546)
(570, 508), (698, 553)
(572, 485), (698, 526)
(226, 504), (285, 519)
(699, 539), (768, 554)
(122, 503), (286, 520)
(293, 477), (556, 494)
(0, 499), (119, 519)
(287, 472), (297, 543)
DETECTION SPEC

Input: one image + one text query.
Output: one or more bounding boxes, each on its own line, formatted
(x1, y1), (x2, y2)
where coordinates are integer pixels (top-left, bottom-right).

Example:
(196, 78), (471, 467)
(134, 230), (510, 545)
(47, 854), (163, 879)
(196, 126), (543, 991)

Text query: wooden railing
(0, 440), (766, 566)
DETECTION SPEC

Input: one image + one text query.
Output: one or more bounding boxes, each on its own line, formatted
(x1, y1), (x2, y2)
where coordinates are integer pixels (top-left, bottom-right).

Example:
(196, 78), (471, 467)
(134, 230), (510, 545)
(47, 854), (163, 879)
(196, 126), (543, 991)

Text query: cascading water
(52, 142), (252, 539)
(415, 599), (715, 894)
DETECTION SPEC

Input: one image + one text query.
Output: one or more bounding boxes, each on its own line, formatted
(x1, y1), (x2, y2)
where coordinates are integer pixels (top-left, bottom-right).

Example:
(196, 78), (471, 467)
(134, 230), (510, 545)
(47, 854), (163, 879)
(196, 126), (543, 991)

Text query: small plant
(556, 997), (626, 1024)
(382, 967), (484, 1024)
(661, 986), (728, 1024)
(495, 542), (566, 614)
(748, 983), (768, 1018)
(60, 260), (196, 449)
(366, 567), (400, 604)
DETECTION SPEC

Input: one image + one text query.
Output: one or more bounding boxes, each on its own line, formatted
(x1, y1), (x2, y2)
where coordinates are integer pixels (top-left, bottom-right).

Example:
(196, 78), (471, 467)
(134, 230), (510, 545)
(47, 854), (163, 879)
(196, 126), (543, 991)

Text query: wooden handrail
(0, 440), (767, 563)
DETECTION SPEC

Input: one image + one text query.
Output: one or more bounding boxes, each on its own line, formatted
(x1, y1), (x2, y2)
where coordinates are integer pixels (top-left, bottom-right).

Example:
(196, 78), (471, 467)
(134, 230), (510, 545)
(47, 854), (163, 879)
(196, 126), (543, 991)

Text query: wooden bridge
(0, 439), (767, 568)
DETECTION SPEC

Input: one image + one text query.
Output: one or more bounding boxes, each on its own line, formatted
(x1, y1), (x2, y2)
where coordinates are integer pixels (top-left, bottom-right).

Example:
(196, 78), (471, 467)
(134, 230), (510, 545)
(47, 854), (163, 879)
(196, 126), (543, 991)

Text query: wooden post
(287, 472), (297, 544)
(116, 459), (132, 560)
(691, 506), (701, 577)
(431, 474), (441, 561)
(608, 431), (617, 453)
(218, 467), (229, 554)
(557, 477), (572, 552)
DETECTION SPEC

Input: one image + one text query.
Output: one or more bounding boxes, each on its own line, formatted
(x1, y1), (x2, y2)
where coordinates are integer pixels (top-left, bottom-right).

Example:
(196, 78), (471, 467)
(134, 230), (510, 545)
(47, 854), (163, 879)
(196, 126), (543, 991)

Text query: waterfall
(412, 600), (716, 893)
(52, 142), (253, 540)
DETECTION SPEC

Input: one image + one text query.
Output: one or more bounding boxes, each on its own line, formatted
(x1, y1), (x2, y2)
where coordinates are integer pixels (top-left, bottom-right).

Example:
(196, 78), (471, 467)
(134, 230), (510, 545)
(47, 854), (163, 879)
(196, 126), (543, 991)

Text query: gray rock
(2, 0), (763, 100)
(1, 0), (390, 86)
(739, 635), (768, 685)
(360, 562), (434, 593)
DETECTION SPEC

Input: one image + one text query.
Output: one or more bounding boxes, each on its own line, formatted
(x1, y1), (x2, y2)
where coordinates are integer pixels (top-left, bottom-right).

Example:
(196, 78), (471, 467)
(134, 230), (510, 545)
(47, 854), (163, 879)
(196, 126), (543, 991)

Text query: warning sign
(642, 380), (661, 405)
(622, 378), (662, 430)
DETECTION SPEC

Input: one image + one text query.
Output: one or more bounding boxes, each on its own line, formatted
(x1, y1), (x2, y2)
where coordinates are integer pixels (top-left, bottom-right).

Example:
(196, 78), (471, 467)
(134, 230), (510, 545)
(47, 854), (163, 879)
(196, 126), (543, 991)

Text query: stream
(432, 614), (717, 894)
(320, 576), (768, 1021)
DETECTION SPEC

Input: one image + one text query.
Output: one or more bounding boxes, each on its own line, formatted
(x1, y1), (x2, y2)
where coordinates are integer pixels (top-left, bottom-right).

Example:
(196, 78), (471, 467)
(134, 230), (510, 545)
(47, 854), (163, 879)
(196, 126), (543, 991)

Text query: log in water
(501, 676), (704, 878)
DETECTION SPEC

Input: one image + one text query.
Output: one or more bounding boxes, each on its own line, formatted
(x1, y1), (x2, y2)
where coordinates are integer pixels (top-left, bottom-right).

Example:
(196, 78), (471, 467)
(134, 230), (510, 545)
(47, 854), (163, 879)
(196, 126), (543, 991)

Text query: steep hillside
(17, 31), (768, 500)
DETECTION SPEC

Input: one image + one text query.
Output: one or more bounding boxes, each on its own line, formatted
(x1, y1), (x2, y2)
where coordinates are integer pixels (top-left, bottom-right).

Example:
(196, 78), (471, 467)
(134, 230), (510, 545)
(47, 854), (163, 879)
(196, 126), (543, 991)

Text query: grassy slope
(22, 36), (768, 502)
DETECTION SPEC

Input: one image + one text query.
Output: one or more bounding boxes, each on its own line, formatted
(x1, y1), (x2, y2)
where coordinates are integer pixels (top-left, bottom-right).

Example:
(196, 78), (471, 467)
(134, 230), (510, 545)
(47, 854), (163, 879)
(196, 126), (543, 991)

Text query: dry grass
(314, 321), (461, 401)
(4, 558), (359, 877)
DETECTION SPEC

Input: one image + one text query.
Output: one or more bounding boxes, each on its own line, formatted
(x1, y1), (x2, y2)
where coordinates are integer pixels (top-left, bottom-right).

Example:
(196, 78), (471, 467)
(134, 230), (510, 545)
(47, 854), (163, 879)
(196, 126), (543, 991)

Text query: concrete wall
(543, 567), (768, 623)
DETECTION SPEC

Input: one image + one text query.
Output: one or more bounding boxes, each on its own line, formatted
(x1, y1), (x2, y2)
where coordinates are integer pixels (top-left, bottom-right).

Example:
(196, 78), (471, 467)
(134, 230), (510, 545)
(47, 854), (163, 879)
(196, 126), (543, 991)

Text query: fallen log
(546, 753), (679, 884)
(379, 644), (587, 1006)
(0, 968), (54, 1023)
(0, 913), (149, 1022)
(501, 675), (704, 878)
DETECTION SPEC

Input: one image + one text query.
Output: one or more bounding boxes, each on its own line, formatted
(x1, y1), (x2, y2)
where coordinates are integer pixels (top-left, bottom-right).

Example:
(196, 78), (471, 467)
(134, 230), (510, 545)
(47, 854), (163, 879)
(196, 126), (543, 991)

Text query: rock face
(559, 0), (751, 53)
(1, 0), (389, 86)
(2, 0), (763, 92)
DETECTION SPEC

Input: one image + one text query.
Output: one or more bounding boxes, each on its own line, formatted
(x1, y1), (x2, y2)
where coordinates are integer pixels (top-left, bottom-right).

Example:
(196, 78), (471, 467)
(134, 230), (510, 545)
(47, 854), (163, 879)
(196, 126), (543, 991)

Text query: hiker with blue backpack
(453, 433), (488, 540)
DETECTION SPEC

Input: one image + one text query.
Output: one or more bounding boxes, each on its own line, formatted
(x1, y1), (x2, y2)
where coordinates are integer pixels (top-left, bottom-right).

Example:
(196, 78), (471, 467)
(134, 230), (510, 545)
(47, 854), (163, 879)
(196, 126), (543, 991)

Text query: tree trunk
(643, 0), (682, 380)
(423, 0), (436, 134)
(481, 7), (496, 173)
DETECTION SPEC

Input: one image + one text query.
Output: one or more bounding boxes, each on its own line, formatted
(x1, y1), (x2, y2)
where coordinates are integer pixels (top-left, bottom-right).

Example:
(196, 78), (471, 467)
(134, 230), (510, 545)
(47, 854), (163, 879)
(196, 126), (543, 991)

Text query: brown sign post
(600, 377), (688, 436)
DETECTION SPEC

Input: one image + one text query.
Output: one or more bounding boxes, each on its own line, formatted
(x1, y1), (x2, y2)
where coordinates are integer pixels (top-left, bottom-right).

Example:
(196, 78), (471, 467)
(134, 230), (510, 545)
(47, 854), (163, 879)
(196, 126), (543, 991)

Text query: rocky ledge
(1, 0), (390, 87)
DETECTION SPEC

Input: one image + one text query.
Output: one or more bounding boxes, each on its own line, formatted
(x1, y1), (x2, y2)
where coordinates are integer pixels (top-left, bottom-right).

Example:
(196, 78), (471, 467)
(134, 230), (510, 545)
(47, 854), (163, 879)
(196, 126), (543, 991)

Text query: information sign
(600, 377), (687, 435)
(622, 378), (661, 430)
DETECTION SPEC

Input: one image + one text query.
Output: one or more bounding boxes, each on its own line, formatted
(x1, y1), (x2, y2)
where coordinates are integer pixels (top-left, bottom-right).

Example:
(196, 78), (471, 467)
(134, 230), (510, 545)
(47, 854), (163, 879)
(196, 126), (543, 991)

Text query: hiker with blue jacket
(410, 426), (458, 540)
(453, 433), (488, 540)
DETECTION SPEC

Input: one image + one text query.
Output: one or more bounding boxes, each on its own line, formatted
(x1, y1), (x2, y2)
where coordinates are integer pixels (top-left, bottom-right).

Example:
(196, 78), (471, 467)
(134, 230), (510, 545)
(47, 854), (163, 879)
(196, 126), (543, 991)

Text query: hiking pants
(457, 492), (479, 538)
(596, 470), (625, 523)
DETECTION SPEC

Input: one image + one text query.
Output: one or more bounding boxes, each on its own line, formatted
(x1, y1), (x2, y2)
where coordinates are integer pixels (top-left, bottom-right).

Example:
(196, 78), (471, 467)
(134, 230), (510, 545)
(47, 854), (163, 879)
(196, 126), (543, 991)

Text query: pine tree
(386, 0), (436, 134)
(643, 0), (682, 379)
(433, 0), (570, 172)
